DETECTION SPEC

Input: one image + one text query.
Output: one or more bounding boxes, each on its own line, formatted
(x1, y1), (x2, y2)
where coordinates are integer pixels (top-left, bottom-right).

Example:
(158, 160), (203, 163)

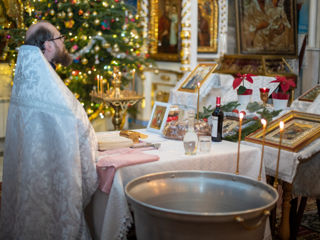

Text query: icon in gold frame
(177, 63), (218, 93)
(245, 111), (320, 152)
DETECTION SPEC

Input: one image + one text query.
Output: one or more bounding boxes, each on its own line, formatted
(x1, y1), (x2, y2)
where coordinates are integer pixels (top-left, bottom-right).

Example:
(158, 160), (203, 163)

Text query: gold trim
(160, 75), (171, 81)
(144, 67), (184, 79)
(151, 82), (175, 107)
(149, 0), (182, 62)
(216, 54), (297, 77)
(137, 0), (141, 12)
(177, 63), (218, 93)
(298, 85), (320, 102)
(198, 0), (219, 53)
(235, 0), (298, 57)
(245, 111), (320, 152)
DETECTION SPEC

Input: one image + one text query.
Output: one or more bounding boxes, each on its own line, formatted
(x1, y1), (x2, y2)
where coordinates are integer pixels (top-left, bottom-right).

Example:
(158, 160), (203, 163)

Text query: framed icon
(236, 0), (297, 56)
(149, 0), (182, 61)
(245, 111), (320, 152)
(178, 63), (218, 93)
(147, 101), (171, 134)
(298, 85), (320, 102)
(198, 0), (219, 53)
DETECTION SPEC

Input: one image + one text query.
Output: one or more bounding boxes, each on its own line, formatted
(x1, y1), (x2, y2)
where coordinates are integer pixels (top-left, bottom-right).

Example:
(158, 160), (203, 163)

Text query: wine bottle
(211, 96), (224, 142)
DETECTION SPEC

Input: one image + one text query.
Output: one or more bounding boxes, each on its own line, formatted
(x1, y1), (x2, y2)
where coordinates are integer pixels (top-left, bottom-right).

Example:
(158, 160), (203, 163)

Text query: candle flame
(197, 82), (200, 88)
(261, 119), (267, 127)
(239, 112), (244, 120)
(280, 121), (284, 131)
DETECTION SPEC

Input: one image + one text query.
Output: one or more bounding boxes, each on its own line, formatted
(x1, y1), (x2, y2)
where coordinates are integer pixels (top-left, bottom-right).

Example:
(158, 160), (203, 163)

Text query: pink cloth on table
(96, 148), (159, 194)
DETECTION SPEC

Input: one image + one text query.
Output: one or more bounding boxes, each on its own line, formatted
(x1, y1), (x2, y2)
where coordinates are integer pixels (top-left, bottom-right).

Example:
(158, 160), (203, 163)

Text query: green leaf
(220, 101), (240, 112)
(257, 108), (281, 122)
(237, 85), (247, 95)
(246, 101), (264, 113)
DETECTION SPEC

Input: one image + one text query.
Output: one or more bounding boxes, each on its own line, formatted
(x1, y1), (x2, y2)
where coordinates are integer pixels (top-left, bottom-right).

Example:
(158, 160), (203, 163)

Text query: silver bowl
(125, 171), (278, 240)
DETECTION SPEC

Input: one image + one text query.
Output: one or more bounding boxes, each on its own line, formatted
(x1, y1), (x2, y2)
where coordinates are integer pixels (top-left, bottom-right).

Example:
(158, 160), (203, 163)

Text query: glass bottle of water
(183, 110), (198, 155)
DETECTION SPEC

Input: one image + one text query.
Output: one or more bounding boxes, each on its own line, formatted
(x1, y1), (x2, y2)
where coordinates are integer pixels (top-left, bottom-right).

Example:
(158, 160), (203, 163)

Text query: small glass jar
(183, 110), (198, 155)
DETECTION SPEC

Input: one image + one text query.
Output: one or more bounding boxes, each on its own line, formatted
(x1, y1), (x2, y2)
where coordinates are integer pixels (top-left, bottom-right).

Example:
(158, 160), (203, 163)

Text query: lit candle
(132, 69), (136, 91)
(274, 121), (284, 189)
(258, 119), (267, 181)
(100, 75), (103, 95)
(97, 75), (100, 93)
(113, 73), (116, 83)
(197, 82), (200, 120)
(236, 112), (244, 175)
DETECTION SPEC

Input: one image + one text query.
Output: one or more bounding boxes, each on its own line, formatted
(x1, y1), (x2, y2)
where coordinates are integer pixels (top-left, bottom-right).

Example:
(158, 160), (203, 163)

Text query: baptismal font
(90, 66), (144, 130)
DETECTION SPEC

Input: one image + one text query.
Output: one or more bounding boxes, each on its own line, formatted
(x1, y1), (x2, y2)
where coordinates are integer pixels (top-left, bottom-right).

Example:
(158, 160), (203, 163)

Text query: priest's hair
(25, 25), (53, 52)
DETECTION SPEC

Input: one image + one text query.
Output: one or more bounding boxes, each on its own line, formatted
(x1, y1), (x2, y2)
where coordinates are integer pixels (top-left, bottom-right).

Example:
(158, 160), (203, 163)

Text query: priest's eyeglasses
(48, 35), (65, 42)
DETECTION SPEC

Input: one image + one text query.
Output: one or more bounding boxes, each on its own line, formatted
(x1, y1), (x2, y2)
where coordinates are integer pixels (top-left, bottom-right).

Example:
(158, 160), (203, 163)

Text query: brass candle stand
(90, 68), (144, 130)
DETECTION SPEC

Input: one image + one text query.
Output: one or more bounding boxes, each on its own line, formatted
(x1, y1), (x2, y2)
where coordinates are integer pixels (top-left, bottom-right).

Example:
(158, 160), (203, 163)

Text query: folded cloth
(97, 148), (160, 194)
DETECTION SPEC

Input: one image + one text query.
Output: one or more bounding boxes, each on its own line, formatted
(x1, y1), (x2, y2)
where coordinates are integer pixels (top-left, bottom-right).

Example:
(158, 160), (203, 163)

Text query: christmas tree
(1, 0), (151, 117)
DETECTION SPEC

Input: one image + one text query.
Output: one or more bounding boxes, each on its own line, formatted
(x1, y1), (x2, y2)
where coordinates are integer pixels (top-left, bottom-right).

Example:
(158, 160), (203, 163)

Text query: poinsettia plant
(233, 73), (255, 95)
(271, 76), (296, 100)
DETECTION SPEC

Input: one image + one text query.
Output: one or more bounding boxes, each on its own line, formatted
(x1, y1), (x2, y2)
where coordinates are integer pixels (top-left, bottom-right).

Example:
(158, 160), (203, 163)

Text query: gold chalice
(259, 88), (270, 105)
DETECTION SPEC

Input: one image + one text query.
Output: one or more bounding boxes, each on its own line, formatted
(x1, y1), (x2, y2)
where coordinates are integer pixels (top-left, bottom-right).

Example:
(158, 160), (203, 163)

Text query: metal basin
(125, 171), (278, 240)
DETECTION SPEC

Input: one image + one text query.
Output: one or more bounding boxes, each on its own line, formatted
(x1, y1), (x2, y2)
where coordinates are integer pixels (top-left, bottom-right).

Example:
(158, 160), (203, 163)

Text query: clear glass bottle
(183, 110), (198, 155)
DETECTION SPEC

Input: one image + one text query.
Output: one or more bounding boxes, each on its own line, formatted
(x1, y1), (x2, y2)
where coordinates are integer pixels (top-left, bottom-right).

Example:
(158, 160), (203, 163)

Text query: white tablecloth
(244, 137), (320, 198)
(91, 130), (272, 240)
(243, 97), (320, 197)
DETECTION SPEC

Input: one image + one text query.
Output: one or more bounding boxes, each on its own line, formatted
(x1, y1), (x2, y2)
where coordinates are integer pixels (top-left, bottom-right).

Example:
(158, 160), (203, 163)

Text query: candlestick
(258, 119), (267, 181)
(197, 82), (200, 120)
(97, 75), (100, 93)
(274, 121), (284, 189)
(132, 69), (136, 91)
(236, 112), (244, 175)
(100, 75), (103, 95)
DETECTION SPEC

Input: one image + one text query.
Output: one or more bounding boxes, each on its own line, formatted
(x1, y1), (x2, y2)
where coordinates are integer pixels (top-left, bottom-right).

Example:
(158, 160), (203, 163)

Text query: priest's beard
(52, 44), (73, 66)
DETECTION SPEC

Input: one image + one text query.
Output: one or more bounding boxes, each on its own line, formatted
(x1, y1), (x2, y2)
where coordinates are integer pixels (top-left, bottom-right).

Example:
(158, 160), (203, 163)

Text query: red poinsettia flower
(233, 73), (255, 95)
(232, 73), (255, 89)
(272, 92), (290, 100)
(270, 76), (296, 94)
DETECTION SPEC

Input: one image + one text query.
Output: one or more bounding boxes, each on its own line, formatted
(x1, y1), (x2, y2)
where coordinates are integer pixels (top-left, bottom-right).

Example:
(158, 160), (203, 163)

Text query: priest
(0, 21), (98, 239)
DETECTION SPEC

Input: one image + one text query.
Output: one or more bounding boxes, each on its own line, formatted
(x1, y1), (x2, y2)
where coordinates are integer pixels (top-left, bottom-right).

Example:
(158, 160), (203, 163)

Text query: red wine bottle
(211, 96), (224, 142)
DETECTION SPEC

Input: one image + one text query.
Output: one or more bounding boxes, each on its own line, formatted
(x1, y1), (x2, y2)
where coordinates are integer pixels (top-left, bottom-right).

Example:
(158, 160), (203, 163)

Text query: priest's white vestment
(0, 45), (98, 240)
